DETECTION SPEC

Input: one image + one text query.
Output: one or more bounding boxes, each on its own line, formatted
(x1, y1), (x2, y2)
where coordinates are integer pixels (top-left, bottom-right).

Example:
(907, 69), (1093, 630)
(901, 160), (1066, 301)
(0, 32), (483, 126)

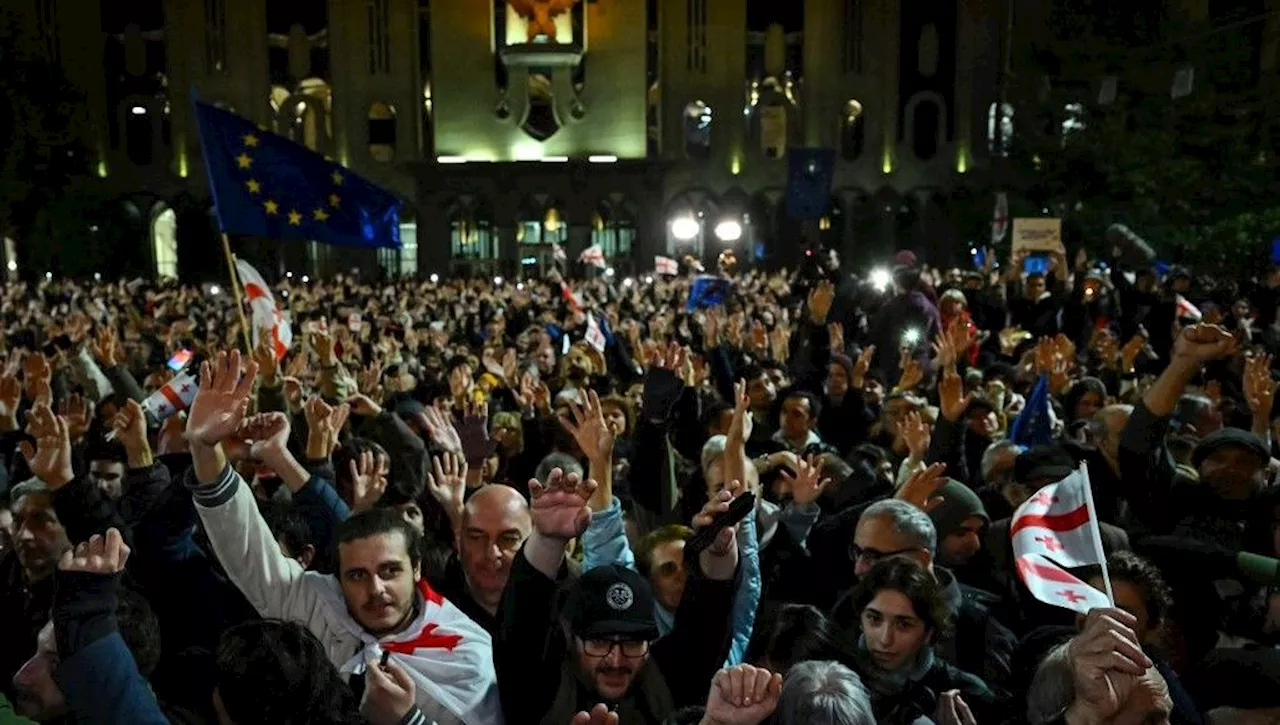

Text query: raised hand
(570, 704), (620, 725)
(691, 487), (740, 581)
(423, 406), (463, 455)
(90, 325), (120, 368)
(111, 399), (152, 466)
(998, 326), (1027, 357)
(895, 462), (948, 514)
(58, 528), (131, 576)
(895, 354), (924, 392)
(851, 344), (875, 390)
(933, 690), (978, 725)
(1066, 608), (1154, 722)
(1244, 353), (1277, 420)
(350, 449), (389, 513)
(362, 655), (417, 725)
(827, 322), (844, 355)
(807, 279), (835, 325)
(769, 325), (790, 363)
(898, 410), (932, 461)
(1172, 324), (1238, 365)
(0, 373), (20, 431)
(238, 412), (291, 462)
(311, 330), (336, 367)
(60, 393), (93, 444)
(23, 351), (51, 403)
(781, 456), (830, 507)
(1119, 335), (1145, 374)
(703, 307), (722, 349)
(281, 376), (305, 411)
(304, 396), (345, 459)
(528, 468), (597, 541)
(702, 664), (783, 725)
(727, 379), (754, 446)
(253, 329), (280, 385)
(186, 350), (259, 447)
(21, 403), (74, 489)
(559, 389), (615, 464)
(426, 452), (468, 529)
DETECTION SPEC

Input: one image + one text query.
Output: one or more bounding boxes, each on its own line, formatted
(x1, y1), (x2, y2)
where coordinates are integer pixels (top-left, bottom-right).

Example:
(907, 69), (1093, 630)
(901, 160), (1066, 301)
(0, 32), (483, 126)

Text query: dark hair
(849, 558), (952, 640)
(446, 355), (472, 374)
(740, 364), (768, 384)
(1079, 551), (1173, 629)
(701, 400), (733, 432)
(215, 620), (363, 725)
(781, 388), (822, 421)
(635, 524), (693, 578)
(335, 508), (423, 571)
(117, 587), (162, 678)
(258, 500), (314, 560)
(85, 437), (128, 465)
(745, 603), (854, 673)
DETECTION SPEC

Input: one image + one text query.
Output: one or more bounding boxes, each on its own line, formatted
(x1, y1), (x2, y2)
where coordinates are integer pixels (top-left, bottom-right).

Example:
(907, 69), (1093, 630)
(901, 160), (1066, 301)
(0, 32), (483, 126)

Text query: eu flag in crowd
(1010, 374), (1056, 447)
(193, 101), (402, 249)
(786, 148), (835, 220)
(686, 275), (732, 312)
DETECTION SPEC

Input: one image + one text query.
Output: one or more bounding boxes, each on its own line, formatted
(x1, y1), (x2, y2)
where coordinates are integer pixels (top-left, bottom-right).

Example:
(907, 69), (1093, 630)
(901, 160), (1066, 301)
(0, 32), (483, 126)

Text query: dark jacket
(855, 648), (995, 725)
(495, 549), (737, 725)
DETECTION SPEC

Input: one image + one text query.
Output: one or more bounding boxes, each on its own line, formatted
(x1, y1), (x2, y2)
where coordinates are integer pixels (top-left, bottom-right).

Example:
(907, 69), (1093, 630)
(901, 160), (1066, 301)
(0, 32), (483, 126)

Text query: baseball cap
(565, 565), (658, 641)
(1191, 428), (1271, 469)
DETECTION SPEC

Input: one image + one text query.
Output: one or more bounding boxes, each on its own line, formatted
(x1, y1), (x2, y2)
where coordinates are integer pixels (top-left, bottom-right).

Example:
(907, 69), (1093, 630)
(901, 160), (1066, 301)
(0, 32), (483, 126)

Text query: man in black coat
(494, 468), (739, 725)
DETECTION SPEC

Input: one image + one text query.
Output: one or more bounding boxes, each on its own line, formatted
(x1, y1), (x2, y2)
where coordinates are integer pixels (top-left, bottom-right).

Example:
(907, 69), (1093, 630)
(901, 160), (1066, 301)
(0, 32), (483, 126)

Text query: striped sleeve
(399, 706), (429, 725)
(183, 463), (241, 508)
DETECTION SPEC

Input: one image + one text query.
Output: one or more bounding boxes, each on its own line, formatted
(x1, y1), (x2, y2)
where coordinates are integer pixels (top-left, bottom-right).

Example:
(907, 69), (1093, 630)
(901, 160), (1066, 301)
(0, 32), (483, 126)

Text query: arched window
(151, 206), (178, 279)
(840, 100), (864, 161)
(683, 100), (712, 159)
(368, 102), (396, 162)
(911, 101), (940, 160)
(987, 102), (1013, 156)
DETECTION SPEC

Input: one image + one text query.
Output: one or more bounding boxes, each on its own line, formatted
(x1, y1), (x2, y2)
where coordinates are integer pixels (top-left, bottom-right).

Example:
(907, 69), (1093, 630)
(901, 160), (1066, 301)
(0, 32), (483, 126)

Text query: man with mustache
(495, 468), (741, 724)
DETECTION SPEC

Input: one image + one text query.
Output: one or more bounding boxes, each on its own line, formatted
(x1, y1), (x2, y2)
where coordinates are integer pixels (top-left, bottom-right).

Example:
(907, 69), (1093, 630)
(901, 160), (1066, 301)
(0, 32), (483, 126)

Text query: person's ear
(297, 545), (316, 570)
(412, 562), (422, 581)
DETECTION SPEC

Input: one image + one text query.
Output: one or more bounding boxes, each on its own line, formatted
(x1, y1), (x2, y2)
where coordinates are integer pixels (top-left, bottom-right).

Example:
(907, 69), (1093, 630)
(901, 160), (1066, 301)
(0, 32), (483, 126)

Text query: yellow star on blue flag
(193, 101), (401, 249)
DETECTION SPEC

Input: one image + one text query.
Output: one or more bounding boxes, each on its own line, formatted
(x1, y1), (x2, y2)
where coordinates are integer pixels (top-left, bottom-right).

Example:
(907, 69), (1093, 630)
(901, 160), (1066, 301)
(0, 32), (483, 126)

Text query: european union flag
(685, 275), (732, 312)
(786, 148), (835, 220)
(194, 101), (401, 249)
(1010, 374), (1056, 447)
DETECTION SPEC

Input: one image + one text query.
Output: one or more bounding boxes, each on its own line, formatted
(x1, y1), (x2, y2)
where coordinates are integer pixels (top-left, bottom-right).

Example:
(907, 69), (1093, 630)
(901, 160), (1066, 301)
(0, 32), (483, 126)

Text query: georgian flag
(654, 255), (679, 276)
(578, 244), (606, 269)
(235, 258), (293, 359)
(559, 281), (583, 312)
(336, 579), (503, 725)
(1176, 294), (1202, 322)
(991, 192), (1009, 244)
(143, 372), (198, 421)
(552, 242), (567, 262)
(1011, 466), (1112, 614)
(585, 313), (606, 353)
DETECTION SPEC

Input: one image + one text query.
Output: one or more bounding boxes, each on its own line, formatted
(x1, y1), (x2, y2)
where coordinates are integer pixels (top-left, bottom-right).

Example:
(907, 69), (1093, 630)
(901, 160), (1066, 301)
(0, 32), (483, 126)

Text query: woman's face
(861, 589), (930, 672)
(826, 363), (850, 398)
(1075, 391), (1104, 421)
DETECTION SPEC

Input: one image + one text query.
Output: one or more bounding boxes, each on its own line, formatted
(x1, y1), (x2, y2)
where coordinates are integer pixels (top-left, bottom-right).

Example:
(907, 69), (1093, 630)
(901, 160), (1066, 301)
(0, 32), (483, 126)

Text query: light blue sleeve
(725, 505), (762, 666)
(582, 497), (636, 572)
(781, 501), (822, 552)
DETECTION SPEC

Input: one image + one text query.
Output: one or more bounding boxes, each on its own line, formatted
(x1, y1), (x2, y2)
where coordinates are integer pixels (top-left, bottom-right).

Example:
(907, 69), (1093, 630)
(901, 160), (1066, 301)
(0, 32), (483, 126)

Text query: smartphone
(1023, 255), (1049, 275)
(167, 349), (193, 372)
(685, 492), (757, 557)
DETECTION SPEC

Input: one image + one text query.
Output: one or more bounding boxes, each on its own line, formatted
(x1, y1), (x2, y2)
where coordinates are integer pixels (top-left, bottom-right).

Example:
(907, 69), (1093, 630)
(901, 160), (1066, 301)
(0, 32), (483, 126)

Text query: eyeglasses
(848, 543), (919, 565)
(580, 638), (650, 658)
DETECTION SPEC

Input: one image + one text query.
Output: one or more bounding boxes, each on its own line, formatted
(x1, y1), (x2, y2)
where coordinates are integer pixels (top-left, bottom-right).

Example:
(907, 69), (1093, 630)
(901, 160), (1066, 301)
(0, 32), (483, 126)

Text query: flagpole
(1078, 462), (1115, 606)
(220, 234), (254, 354)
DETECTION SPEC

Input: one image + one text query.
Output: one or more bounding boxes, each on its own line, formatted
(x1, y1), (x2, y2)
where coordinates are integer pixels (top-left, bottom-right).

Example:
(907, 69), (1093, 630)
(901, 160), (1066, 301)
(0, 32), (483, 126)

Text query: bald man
(434, 484), (532, 634)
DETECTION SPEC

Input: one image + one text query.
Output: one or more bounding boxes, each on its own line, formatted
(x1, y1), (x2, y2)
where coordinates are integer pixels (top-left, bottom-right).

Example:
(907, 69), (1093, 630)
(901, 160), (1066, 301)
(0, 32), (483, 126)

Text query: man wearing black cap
(495, 468), (739, 724)
(1118, 324), (1275, 553)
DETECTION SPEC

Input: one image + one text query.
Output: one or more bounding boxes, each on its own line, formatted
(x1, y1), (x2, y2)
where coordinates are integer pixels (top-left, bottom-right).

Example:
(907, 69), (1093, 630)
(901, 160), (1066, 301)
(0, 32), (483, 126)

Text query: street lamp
(670, 216), (700, 241)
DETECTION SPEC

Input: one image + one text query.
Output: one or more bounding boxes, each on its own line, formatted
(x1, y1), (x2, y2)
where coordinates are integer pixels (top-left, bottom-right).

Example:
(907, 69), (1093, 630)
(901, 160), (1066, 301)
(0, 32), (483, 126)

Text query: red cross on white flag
(1011, 465), (1115, 613)
(142, 372), (199, 422)
(1010, 467), (1105, 568)
(235, 258), (293, 360)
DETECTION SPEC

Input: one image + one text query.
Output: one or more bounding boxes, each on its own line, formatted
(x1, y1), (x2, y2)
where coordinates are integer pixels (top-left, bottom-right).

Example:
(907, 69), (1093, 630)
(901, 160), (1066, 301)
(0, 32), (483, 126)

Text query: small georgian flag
(143, 372), (199, 422)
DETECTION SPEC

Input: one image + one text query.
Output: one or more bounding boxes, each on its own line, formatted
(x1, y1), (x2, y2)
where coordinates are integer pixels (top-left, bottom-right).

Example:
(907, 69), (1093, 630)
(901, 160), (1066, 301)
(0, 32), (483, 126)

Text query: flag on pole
(654, 255), (679, 276)
(1011, 466), (1114, 614)
(559, 281), (583, 312)
(235, 259), (293, 359)
(552, 242), (567, 262)
(992, 192), (1009, 244)
(143, 372), (199, 422)
(193, 101), (402, 249)
(1009, 375), (1056, 447)
(585, 313), (606, 353)
(1176, 294), (1202, 322)
(578, 244), (606, 269)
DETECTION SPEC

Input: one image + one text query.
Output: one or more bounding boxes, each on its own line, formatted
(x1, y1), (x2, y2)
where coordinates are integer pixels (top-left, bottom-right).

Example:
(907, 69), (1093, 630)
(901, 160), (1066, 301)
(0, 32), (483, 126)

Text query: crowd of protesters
(3, 241), (1280, 725)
